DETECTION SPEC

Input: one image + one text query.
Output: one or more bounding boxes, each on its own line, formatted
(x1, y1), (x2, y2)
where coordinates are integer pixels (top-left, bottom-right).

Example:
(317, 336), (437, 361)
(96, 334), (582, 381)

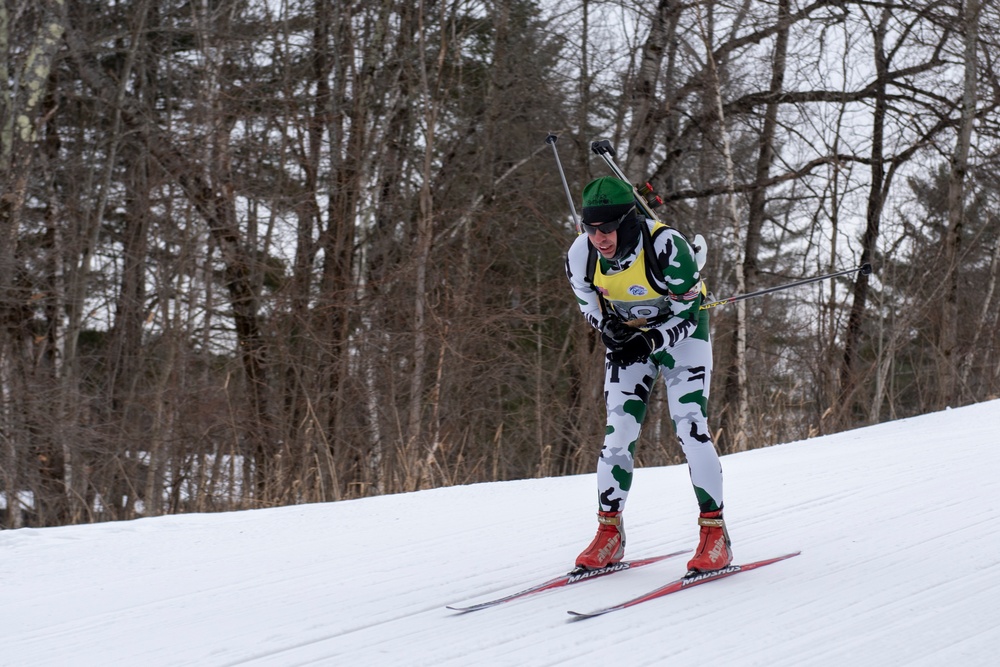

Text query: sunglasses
(582, 205), (635, 235)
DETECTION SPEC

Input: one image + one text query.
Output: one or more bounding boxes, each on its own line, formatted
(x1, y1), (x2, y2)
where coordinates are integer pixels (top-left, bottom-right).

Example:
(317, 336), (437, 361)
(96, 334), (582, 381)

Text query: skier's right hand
(600, 319), (637, 350)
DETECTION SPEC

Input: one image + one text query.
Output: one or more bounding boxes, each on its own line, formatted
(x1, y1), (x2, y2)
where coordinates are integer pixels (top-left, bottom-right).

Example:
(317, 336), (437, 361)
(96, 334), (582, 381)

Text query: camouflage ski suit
(565, 219), (724, 514)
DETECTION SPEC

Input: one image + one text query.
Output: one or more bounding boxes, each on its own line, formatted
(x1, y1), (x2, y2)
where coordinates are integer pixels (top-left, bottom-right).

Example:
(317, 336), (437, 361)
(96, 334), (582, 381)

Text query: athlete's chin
(597, 247), (617, 258)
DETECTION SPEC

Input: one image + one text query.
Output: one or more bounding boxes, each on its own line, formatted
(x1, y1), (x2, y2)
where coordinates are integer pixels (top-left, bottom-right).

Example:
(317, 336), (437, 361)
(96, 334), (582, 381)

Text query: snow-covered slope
(3, 401), (999, 666)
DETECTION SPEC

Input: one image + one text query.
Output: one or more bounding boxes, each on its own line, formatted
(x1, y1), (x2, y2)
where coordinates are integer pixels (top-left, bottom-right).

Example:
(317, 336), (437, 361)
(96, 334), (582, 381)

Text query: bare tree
(1, 0), (66, 527)
(937, 0), (981, 408)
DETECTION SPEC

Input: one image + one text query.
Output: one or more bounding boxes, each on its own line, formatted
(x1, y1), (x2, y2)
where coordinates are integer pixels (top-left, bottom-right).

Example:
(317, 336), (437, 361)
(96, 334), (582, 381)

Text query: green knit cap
(581, 176), (635, 225)
(582, 176), (633, 208)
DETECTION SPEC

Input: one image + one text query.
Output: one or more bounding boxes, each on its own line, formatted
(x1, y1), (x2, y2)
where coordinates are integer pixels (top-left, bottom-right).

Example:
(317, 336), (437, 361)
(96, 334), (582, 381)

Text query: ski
(446, 550), (690, 613)
(567, 551), (801, 620)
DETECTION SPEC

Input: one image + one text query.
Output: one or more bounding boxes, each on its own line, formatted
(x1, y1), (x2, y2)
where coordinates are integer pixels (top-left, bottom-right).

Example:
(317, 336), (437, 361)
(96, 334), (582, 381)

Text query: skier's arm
(644, 230), (704, 348)
(565, 235), (604, 331)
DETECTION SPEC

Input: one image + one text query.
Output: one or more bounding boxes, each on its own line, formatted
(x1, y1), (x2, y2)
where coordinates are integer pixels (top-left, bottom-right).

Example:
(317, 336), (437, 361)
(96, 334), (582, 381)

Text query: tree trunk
(694, 2), (749, 452)
(838, 7), (891, 423)
(0, 0), (67, 526)
(937, 0), (980, 408)
(742, 0), (789, 292)
(625, 0), (679, 178)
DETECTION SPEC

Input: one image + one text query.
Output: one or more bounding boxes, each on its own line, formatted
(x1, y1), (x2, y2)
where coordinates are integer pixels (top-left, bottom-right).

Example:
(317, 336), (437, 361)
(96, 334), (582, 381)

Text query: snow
(2, 400), (999, 666)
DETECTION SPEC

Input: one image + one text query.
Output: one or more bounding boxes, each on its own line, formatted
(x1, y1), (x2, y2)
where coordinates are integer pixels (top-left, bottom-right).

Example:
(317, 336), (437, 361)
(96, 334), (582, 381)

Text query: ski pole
(545, 133), (580, 231)
(700, 263), (872, 310)
(588, 140), (869, 317)
(623, 263), (871, 326)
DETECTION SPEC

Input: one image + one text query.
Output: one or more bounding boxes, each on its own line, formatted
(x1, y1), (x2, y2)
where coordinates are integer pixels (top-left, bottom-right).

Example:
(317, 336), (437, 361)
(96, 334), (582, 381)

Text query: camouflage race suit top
(565, 219), (724, 514)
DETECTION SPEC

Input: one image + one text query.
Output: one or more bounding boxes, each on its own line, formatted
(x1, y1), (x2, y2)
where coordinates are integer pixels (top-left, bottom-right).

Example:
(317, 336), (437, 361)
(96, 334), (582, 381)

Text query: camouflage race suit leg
(596, 318), (723, 514)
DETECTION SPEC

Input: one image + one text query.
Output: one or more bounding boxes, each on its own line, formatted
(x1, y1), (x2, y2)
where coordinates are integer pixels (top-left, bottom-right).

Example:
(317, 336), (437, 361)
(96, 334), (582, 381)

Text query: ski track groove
(217, 602), (454, 667)
(735, 556), (1000, 666)
(250, 556), (713, 667)
(908, 623), (1000, 667)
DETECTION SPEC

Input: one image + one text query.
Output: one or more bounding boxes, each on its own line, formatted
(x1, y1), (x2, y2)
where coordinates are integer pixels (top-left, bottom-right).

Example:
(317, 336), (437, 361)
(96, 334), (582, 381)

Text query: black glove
(609, 329), (664, 366)
(600, 319), (636, 350)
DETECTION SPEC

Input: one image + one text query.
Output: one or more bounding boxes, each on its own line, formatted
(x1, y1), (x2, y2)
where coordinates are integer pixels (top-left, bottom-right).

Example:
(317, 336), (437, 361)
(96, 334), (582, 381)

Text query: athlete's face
(582, 205), (634, 259)
(585, 224), (618, 258)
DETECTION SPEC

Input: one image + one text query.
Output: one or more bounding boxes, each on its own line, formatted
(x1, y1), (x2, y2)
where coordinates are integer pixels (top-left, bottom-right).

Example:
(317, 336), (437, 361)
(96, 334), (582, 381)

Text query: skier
(565, 175), (732, 574)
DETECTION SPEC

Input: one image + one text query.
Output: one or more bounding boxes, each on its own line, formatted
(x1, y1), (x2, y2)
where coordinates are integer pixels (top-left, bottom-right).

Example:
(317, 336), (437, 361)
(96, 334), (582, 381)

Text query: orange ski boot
(575, 511), (625, 570)
(686, 509), (733, 573)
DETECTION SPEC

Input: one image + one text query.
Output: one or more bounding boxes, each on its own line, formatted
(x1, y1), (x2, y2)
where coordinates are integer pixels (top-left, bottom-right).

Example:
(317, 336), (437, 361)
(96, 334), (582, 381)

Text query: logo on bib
(628, 285), (648, 296)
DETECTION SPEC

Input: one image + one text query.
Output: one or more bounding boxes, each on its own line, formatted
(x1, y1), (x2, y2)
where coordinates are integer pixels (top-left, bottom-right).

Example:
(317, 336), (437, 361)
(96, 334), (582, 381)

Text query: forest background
(2, 0), (998, 528)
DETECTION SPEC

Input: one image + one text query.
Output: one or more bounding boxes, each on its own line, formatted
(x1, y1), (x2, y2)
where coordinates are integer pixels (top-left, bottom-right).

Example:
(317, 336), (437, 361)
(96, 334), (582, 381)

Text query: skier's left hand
(608, 329), (664, 366)
(600, 318), (635, 350)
